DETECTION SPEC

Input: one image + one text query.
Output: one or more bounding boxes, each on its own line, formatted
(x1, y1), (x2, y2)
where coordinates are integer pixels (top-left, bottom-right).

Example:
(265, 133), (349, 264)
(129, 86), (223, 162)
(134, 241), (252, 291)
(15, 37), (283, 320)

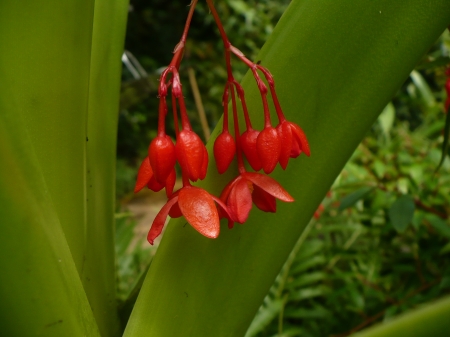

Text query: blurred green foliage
(244, 32), (450, 337)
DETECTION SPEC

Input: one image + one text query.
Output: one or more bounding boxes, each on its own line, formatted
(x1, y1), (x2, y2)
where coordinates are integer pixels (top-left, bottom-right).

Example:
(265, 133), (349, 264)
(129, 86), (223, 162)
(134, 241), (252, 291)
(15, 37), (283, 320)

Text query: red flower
(276, 120), (310, 169)
(134, 156), (176, 198)
(147, 185), (232, 244)
(220, 172), (294, 225)
(213, 130), (236, 174)
(148, 135), (176, 184)
(176, 130), (208, 182)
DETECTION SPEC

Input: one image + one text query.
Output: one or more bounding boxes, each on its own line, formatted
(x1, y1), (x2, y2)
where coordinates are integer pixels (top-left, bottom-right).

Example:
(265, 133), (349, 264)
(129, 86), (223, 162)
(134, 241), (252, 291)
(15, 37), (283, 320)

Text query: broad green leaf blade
(0, 0), (94, 272)
(124, 1), (450, 336)
(352, 295), (450, 337)
(0, 88), (100, 337)
(388, 195), (415, 233)
(339, 187), (374, 211)
(82, 0), (129, 335)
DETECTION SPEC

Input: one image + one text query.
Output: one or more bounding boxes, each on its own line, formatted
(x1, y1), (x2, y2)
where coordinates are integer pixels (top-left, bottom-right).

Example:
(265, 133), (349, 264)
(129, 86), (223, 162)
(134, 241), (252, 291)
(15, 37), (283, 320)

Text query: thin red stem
(222, 85), (230, 132)
(230, 83), (246, 173)
(157, 96), (167, 136)
(172, 91), (180, 137)
(233, 80), (253, 130)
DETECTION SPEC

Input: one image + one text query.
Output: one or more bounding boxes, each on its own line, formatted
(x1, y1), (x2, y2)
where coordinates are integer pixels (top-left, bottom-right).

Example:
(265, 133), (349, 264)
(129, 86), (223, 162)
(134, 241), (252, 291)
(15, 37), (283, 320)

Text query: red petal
(219, 175), (240, 203)
(243, 172), (294, 202)
(240, 129), (262, 171)
(147, 175), (165, 192)
(165, 169), (176, 198)
(256, 127), (281, 174)
(176, 130), (206, 182)
(213, 131), (236, 174)
(178, 187), (220, 239)
(134, 157), (153, 193)
(228, 178), (253, 224)
(276, 121), (293, 170)
(289, 122), (310, 157)
(147, 195), (179, 245)
(252, 185), (277, 212)
(200, 146), (209, 180)
(168, 203), (182, 218)
(149, 135), (176, 184)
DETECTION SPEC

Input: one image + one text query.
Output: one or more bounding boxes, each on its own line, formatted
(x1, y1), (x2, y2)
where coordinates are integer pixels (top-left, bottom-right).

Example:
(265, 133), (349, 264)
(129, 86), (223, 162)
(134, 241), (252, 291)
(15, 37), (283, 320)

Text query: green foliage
(245, 34), (450, 335)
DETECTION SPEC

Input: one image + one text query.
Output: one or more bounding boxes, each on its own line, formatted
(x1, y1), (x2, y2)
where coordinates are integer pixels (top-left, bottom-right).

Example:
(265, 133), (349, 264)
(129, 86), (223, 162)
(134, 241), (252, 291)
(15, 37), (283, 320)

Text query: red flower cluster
(135, 0), (310, 244)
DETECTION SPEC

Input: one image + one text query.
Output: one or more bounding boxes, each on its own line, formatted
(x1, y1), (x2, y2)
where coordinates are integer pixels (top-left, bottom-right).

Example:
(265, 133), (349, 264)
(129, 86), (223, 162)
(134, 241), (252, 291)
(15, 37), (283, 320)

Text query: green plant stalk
(0, 86), (100, 336)
(124, 1), (450, 336)
(352, 295), (450, 337)
(82, 0), (129, 335)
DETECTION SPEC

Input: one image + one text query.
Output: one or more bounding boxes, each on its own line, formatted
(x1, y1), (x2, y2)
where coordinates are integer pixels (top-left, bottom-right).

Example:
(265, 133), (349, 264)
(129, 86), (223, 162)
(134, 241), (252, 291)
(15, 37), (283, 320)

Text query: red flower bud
(149, 135), (176, 184)
(176, 130), (208, 182)
(214, 131), (236, 173)
(240, 128), (262, 171)
(256, 126), (281, 174)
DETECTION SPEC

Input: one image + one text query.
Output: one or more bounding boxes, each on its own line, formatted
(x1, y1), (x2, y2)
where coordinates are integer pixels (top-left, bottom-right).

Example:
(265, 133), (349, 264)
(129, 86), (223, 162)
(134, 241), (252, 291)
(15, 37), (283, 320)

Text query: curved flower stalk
(135, 0), (311, 244)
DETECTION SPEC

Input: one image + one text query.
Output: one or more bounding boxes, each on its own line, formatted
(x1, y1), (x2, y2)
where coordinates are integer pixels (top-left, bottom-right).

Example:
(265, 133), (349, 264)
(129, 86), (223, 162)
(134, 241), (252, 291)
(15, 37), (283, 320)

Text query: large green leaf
(83, 0), (129, 335)
(124, 1), (450, 336)
(0, 1), (128, 335)
(0, 86), (100, 337)
(352, 295), (450, 337)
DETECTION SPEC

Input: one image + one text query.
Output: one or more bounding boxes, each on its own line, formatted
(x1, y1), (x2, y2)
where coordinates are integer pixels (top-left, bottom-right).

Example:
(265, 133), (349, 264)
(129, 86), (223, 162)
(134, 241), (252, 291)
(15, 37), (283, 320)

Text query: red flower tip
(147, 186), (231, 245)
(134, 156), (153, 193)
(176, 130), (208, 182)
(240, 128), (262, 171)
(276, 120), (310, 169)
(214, 131), (236, 174)
(149, 135), (176, 184)
(256, 126), (281, 174)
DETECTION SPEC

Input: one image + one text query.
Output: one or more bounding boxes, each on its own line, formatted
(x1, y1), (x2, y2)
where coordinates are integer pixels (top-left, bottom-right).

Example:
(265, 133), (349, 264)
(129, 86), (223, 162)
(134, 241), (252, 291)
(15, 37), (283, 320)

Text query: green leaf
(435, 106), (450, 172)
(378, 103), (395, 140)
(352, 295), (450, 337)
(410, 70), (436, 107)
(388, 195), (415, 232)
(425, 214), (450, 239)
(339, 187), (374, 211)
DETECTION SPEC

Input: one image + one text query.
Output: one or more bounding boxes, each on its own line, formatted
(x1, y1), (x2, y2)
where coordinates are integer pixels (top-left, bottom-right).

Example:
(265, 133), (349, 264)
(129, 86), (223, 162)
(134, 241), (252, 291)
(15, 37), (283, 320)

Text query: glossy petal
(244, 172), (294, 202)
(134, 156), (153, 193)
(240, 128), (262, 171)
(213, 131), (236, 174)
(200, 146), (209, 180)
(147, 175), (165, 192)
(178, 186), (220, 239)
(176, 130), (206, 182)
(276, 121), (293, 170)
(227, 177), (253, 224)
(252, 185), (277, 212)
(290, 122), (310, 157)
(164, 169), (177, 197)
(149, 135), (176, 184)
(211, 195), (234, 229)
(256, 126), (281, 174)
(147, 195), (179, 245)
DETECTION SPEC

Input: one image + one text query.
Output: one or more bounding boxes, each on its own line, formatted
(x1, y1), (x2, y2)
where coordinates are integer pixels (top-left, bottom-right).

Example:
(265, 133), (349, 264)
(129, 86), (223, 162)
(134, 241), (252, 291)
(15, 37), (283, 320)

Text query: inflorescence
(134, 0), (310, 244)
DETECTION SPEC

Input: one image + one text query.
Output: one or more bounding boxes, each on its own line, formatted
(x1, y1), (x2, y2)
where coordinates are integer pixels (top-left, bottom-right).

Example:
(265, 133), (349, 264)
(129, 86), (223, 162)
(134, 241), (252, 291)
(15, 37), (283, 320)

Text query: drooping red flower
(134, 156), (176, 198)
(220, 172), (294, 225)
(148, 135), (177, 184)
(276, 120), (310, 169)
(176, 130), (208, 181)
(213, 130), (236, 174)
(256, 126), (282, 174)
(147, 185), (232, 244)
